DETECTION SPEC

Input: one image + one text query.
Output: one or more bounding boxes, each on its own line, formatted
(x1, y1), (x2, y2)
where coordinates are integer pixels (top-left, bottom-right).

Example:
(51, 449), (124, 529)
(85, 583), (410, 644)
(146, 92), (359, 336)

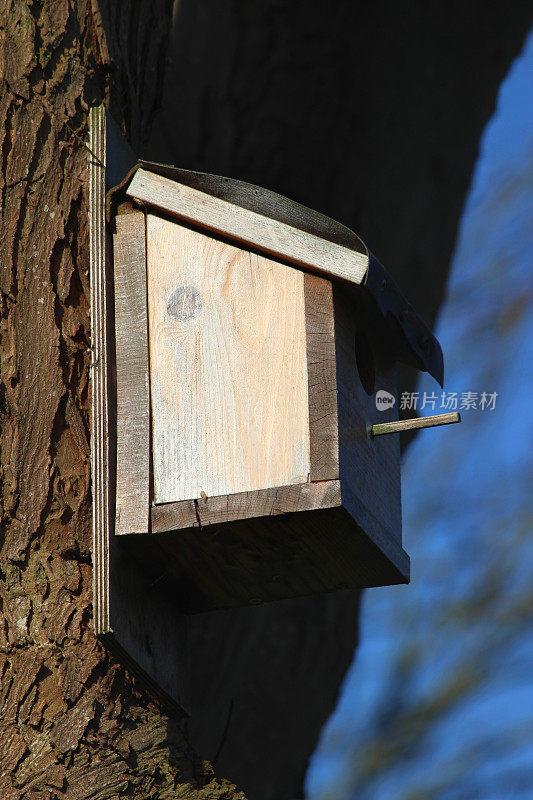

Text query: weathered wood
(89, 105), (110, 635)
(146, 215), (311, 504)
(127, 169), (369, 287)
(372, 411), (461, 436)
(113, 211), (151, 534)
(304, 274), (339, 480)
(151, 479), (341, 533)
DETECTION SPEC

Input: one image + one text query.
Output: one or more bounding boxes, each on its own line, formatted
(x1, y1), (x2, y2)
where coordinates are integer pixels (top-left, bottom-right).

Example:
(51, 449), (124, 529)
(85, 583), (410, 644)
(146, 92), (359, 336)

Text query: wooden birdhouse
(97, 159), (454, 615)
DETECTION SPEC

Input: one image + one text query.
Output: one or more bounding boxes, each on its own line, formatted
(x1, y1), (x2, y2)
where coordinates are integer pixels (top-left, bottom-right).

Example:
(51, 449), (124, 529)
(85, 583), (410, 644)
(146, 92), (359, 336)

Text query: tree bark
(0, 2), (244, 797)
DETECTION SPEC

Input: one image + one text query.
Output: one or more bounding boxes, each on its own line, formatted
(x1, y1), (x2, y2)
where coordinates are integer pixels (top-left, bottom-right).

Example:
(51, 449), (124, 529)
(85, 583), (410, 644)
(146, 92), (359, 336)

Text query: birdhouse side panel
(146, 215), (311, 504)
(304, 273), (339, 481)
(333, 285), (402, 546)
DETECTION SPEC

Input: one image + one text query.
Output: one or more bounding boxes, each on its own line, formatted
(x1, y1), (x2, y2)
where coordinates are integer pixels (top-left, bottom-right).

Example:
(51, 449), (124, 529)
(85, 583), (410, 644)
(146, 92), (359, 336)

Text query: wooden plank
(89, 105), (109, 634)
(113, 211), (150, 534)
(146, 215), (311, 504)
(127, 168), (368, 287)
(304, 274), (339, 480)
(151, 479), (342, 533)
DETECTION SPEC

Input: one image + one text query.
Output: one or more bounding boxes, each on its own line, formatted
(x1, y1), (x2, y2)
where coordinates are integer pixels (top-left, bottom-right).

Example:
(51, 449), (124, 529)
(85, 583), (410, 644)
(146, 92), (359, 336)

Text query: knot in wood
(166, 285), (202, 321)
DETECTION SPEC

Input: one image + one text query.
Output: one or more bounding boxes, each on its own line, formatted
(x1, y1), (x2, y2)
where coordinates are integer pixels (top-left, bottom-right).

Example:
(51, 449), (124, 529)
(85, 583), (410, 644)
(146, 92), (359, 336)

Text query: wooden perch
(371, 412), (461, 437)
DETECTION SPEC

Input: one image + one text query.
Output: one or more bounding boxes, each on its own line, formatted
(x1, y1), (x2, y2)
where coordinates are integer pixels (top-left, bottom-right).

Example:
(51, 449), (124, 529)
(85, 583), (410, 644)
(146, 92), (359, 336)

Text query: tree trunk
(0, 2), (244, 797)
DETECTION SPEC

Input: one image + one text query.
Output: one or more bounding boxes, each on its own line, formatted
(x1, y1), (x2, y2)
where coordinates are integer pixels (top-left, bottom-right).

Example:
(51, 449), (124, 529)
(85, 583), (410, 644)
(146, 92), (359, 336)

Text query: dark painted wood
(126, 502), (408, 614)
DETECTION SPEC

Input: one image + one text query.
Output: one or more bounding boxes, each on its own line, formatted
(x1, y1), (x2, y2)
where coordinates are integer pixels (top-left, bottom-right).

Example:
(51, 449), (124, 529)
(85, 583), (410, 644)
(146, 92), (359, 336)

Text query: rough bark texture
(0, 2), (244, 797)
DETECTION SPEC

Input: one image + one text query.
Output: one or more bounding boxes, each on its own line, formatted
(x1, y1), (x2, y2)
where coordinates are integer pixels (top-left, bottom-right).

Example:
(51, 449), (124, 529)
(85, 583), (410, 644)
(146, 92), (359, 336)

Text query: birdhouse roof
(113, 160), (443, 385)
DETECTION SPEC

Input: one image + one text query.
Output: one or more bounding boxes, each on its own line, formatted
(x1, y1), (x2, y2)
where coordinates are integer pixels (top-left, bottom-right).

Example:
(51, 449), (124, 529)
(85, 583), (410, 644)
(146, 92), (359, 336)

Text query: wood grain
(304, 274), (339, 480)
(113, 211), (151, 534)
(127, 169), (368, 286)
(146, 215), (311, 504)
(151, 479), (341, 533)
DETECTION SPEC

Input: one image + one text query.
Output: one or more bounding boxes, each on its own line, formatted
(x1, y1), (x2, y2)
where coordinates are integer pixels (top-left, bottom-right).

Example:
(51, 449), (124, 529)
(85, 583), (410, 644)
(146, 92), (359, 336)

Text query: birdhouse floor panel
(125, 502), (409, 614)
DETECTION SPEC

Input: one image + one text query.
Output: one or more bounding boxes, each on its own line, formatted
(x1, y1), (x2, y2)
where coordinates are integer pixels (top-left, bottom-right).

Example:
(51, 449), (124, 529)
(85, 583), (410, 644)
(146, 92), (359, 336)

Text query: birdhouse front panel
(146, 215), (311, 504)
(106, 162), (450, 613)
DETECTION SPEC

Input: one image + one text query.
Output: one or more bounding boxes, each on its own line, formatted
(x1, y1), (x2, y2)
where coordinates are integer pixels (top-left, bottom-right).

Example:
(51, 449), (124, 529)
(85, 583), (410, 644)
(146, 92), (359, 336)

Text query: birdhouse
(105, 161), (451, 614)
